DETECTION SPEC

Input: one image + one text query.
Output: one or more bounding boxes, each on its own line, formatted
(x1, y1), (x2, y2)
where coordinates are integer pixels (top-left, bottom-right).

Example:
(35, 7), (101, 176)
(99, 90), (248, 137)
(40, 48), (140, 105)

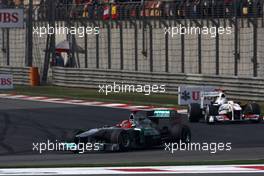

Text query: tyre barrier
(0, 66), (29, 85)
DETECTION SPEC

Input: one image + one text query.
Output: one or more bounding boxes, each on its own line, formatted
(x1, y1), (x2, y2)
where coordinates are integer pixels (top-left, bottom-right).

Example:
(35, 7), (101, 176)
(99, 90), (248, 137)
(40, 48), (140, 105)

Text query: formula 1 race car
(188, 91), (262, 124)
(70, 108), (191, 152)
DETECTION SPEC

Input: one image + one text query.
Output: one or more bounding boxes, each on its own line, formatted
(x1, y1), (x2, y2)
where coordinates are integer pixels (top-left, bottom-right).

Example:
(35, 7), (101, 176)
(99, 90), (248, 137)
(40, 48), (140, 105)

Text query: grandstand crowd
(0, 0), (263, 19)
(52, 0), (264, 19)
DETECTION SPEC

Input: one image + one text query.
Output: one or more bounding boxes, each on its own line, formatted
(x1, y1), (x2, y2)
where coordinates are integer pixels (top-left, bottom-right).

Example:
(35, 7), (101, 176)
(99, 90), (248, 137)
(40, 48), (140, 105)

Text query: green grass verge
(0, 159), (263, 168)
(0, 85), (180, 107)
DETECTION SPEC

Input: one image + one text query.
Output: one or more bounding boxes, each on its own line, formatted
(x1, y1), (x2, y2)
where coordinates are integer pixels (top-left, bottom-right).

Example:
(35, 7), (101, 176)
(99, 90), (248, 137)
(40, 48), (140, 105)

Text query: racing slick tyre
(180, 125), (191, 144)
(72, 129), (85, 154)
(188, 103), (202, 122)
(205, 105), (218, 124)
(169, 124), (191, 143)
(244, 103), (261, 115)
(110, 130), (131, 151)
(169, 124), (181, 142)
(244, 103), (262, 123)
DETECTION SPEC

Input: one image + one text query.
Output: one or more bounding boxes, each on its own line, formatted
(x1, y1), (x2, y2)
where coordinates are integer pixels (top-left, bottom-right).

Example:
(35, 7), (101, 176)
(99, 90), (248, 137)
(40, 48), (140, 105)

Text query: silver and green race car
(68, 108), (191, 152)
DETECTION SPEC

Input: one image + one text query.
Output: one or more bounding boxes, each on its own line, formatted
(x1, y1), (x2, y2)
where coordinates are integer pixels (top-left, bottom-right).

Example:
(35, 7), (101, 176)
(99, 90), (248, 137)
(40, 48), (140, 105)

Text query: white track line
(41, 98), (65, 102)
(7, 95), (29, 99)
(0, 165), (263, 175)
(22, 96), (48, 100)
(0, 94), (10, 97)
(78, 101), (104, 106)
(99, 103), (128, 107)
(68, 100), (86, 103)
(124, 105), (153, 109)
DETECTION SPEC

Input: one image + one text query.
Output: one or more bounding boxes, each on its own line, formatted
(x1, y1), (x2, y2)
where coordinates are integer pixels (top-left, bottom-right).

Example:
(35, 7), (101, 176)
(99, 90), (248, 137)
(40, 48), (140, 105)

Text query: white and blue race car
(188, 91), (262, 124)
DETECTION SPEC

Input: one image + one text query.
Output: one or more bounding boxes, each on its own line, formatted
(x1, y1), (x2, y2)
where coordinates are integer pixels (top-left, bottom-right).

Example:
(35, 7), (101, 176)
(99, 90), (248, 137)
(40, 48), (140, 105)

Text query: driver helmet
(215, 93), (227, 105)
(120, 120), (132, 129)
(129, 113), (136, 127)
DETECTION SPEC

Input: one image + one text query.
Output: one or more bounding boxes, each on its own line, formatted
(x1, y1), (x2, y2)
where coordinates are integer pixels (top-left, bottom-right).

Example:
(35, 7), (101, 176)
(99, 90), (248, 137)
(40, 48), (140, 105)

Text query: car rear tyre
(244, 103), (261, 115)
(188, 103), (202, 122)
(253, 117), (262, 123)
(169, 124), (191, 143)
(169, 124), (182, 142)
(243, 103), (261, 123)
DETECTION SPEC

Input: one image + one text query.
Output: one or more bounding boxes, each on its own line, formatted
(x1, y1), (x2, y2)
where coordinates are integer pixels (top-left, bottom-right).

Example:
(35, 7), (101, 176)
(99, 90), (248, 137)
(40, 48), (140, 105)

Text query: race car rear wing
(201, 91), (220, 98)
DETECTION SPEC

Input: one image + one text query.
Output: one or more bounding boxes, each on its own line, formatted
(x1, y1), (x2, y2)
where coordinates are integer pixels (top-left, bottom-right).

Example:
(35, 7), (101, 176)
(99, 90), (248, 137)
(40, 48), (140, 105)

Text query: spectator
(257, 0), (263, 16)
(102, 0), (110, 20)
(163, 1), (170, 17)
(247, 0), (253, 16)
(82, 0), (91, 17)
(212, 0), (223, 17)
(0, 0), (14, 8)
(13, 0), (23, 7)
(224, 0), (233, 17)
(0, 0), (6, 8)
(178, 0), (186, 17)
(83, 0), (97, 18)
(184, 0), (192, 17)
(52, 53), (65, 67)
(70, 0), (83, 17)
(191, 0), (201, 18)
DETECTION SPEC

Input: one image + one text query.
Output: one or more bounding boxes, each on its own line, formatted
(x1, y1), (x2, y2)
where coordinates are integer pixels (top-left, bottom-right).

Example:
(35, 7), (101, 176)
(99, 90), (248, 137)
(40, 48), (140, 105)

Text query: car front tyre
(181, 125), (191, 144)
(188, 103), (202, 122)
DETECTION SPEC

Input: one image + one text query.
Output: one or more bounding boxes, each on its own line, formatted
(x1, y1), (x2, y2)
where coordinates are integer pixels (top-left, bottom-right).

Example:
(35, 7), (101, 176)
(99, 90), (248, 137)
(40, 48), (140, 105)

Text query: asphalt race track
(0, 98), (264, 167)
